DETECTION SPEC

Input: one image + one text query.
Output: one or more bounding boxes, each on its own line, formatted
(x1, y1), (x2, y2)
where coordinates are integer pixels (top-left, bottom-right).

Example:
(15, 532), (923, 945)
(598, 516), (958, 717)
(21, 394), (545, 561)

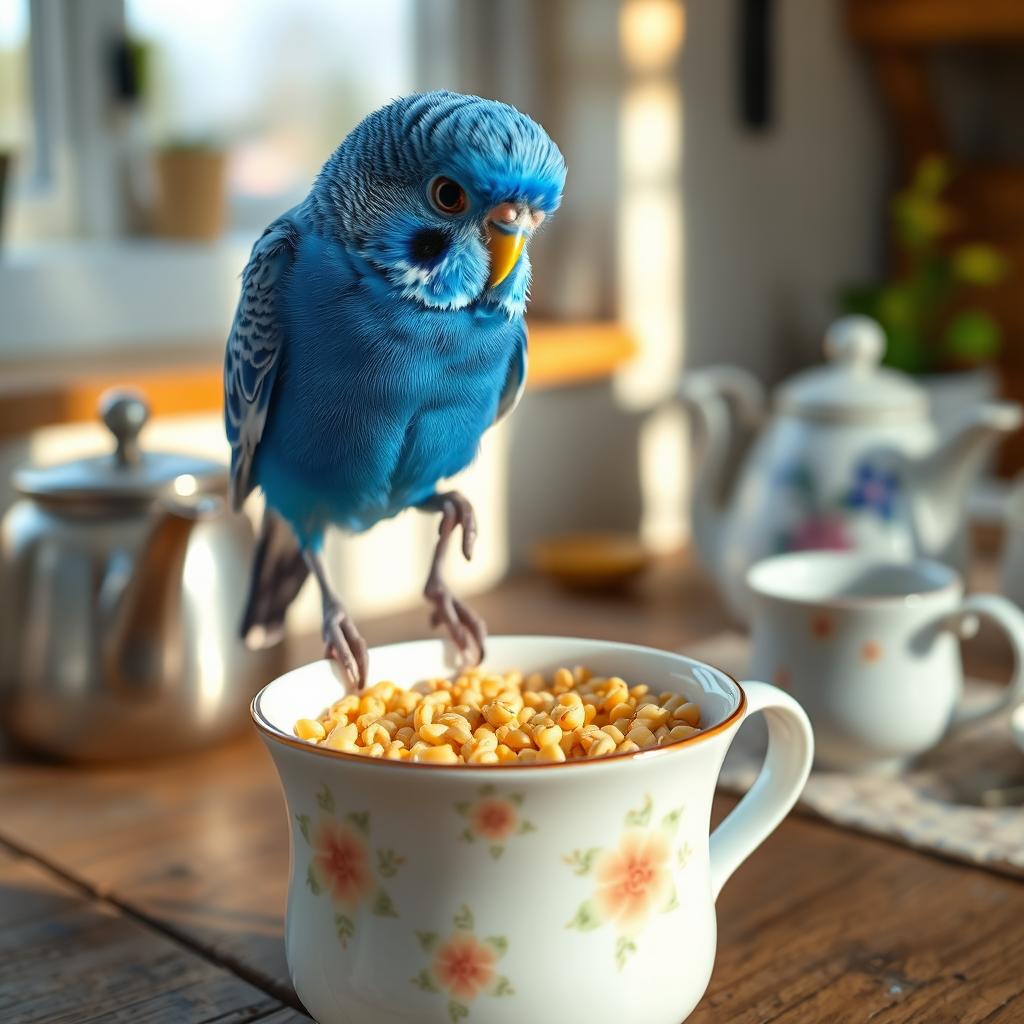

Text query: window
(0, 0), (30, 238)
(125, 0), (416, 229)
(2, 0), (415, 245)
(0, 0), (28, 149)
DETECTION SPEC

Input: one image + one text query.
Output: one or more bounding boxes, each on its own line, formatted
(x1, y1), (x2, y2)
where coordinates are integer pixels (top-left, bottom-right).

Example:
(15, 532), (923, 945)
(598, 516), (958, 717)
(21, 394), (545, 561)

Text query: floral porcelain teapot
(680, 316), (1023, 622)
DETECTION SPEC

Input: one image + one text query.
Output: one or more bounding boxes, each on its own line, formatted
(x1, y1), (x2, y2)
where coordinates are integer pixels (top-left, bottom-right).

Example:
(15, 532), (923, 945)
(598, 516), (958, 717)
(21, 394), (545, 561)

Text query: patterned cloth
(690, 632), (1024, 879)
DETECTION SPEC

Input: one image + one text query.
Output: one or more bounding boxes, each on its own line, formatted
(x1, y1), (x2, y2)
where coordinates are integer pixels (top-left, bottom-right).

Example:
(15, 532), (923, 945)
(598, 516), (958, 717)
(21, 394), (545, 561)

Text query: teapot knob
(825, 316), (885, 370)
(100, 388), (150, 467)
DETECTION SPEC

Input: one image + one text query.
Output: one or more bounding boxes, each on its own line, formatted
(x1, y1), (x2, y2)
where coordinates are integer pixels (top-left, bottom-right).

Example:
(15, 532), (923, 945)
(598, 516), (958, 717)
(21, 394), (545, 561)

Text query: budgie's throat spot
(410, 229), (449, 265)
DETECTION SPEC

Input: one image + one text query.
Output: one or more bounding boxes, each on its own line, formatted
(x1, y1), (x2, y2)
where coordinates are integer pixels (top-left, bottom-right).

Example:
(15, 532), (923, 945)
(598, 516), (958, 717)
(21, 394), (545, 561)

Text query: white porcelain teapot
(681, 316), (1023, 622)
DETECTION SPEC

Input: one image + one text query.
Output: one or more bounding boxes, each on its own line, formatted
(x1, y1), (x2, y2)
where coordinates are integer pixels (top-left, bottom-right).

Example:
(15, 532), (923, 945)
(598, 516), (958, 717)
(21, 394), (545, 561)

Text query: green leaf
(377, 848), (404, 878)
(489, 845), (504, 860)
(411, 968), (439, 992)
(346, 810), (370, 835)
(566, 900), (602, 931)
(615, 936), (637, 971)
(415, 930), (439, 953)
(663, 884), (679, 913)
(518, 820), (537, 835)
(316, 784), (335, 813)
(306, 864), (321, 896)
(492, 975), (515, 997)
(509, 792), (524, 806)
(448, 1000), (469, 1023)
(943, 310), (1001, 365)
(562, 847), (603, 876)
(625, 794), (653, 828)
(372, 887), (398, 918)
(660, 806), (684, 833)
(912, 154), (951, 198)
(479, 783), (496, 797)
(460, 827), (475, 843)
(295, 813), (311, 844)
(678, 841), (693, 868)
(453, 904), (474, 931)
(335, 913), (354, 950)
(952, 244), (1008, 286)
(454, 801), (471, 817)
(485, 935), (508, 957)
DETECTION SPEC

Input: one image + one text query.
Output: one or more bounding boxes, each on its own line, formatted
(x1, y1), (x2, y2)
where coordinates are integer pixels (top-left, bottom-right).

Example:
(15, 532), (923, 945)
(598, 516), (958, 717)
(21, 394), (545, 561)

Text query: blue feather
(224, 91), (564, 551)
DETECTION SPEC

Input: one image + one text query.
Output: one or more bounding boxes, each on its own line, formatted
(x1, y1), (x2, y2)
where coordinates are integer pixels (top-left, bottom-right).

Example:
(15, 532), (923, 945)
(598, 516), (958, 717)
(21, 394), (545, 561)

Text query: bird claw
(426, 584), (486, 668)
(435, 491), (477, 561)
(322, 604), (369, 690)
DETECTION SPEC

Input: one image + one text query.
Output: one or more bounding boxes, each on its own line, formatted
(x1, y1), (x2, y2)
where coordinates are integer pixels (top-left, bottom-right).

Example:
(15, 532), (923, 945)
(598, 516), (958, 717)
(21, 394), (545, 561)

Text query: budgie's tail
(240, 509), (309, 648)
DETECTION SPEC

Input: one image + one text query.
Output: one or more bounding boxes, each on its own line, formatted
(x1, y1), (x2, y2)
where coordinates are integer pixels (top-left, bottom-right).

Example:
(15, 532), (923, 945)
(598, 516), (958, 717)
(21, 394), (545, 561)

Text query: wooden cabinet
(848, 0), (1024, 474)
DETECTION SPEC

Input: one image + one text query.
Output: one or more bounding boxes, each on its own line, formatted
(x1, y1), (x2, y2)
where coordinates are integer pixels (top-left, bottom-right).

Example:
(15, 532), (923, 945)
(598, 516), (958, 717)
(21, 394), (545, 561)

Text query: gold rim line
(250, 675), (748, 773)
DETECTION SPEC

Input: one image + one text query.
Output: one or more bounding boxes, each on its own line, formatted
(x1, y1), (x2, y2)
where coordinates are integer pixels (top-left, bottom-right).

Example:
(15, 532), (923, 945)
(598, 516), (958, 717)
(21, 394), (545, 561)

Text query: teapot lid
(776, 316), (928, 422)
(13, 389), (227, 505)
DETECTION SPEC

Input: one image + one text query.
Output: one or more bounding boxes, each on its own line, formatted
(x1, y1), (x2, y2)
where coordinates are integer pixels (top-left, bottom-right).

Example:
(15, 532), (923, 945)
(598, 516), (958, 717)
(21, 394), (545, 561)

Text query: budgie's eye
(429, 177), (468, 215)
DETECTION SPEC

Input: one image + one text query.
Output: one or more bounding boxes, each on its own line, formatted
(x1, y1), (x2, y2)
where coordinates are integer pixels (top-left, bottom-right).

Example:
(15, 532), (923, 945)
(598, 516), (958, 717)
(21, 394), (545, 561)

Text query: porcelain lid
(14, 389), (227, 505)
(776, 316), (928, 422)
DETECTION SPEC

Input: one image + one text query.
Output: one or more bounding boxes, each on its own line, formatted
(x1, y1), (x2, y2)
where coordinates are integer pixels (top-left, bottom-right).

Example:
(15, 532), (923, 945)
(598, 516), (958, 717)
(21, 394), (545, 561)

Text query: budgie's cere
(224, 91), (566, 687)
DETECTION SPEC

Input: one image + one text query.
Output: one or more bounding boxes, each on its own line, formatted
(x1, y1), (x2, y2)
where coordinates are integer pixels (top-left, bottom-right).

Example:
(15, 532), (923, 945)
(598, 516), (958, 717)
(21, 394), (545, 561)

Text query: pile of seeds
(294, 666), (702, 765)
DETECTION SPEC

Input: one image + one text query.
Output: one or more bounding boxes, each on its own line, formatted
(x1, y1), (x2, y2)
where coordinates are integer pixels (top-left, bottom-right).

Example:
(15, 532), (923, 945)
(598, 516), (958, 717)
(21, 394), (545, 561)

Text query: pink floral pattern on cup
(412, 904), (514, 1022)
(296, 783), (405, 949)
(564, 793), (690, 970)
(456, 783), (536, 859)
(311, 819), (373, 910)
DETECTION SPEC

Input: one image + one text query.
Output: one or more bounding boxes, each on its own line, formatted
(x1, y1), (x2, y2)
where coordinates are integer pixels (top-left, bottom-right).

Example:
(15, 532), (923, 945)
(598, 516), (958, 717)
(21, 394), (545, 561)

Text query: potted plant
(151, 138), (228, 241)
(841, 155), (1009, 429)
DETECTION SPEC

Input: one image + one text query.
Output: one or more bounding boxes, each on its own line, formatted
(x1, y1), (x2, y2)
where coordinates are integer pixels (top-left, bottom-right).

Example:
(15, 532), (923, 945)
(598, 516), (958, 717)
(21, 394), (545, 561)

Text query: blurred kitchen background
(1, 0), (1022, 634)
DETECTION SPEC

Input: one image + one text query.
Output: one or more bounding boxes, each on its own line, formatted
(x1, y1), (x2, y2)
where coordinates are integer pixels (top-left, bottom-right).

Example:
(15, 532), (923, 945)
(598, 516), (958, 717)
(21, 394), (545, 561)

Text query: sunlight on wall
(616, 0), (687, 551)
(620, 0), (685, 73)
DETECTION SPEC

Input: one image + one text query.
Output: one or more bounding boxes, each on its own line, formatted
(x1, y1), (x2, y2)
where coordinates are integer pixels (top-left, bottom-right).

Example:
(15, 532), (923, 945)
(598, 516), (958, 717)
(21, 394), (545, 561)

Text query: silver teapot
(0, 390), (283, 760)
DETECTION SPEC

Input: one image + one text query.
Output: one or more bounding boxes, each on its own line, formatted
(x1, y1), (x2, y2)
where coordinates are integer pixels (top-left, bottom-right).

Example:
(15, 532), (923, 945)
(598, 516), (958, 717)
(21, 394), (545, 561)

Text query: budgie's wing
(494, 320), (528, 424)
(224, 217), (299, 512)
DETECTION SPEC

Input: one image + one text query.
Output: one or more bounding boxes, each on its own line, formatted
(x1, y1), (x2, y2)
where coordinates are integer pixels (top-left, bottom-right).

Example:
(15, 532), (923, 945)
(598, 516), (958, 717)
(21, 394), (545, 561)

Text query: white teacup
(748, 552), (1024, 773)
(253, 636), (812, 1024)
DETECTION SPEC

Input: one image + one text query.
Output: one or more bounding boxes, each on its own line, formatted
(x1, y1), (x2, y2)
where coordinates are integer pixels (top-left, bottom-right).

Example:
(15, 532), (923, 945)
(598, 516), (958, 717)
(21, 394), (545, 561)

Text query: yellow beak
(487, 225), (527, 288)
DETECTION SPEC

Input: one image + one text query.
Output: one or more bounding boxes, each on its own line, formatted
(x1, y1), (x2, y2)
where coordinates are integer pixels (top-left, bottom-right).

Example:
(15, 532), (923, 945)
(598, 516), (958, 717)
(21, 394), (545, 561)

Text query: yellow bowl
(530, 532), (652, 591)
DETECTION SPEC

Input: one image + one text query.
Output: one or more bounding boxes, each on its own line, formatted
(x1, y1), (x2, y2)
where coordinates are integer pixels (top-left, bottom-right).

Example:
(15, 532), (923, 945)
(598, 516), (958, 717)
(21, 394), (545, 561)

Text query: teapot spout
(679, 367), (764, 577)
(909, 401), (1022, 563)
(104, 495), (221, 693)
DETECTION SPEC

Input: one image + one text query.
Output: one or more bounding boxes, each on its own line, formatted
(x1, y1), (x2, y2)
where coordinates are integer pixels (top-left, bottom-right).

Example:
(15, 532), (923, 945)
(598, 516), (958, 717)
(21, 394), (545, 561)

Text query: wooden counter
(0, 321), (636, 442)
(2, 551), (1022, 1022)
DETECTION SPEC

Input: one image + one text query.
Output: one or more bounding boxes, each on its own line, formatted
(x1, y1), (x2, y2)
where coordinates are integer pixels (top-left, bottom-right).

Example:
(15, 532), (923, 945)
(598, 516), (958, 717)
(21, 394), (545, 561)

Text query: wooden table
(2, 554), (1023, 1023)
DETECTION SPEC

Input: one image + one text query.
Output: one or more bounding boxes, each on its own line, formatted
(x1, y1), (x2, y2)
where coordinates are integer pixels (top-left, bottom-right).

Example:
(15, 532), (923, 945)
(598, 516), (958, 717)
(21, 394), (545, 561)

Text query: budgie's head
(312, 91), (566, 317)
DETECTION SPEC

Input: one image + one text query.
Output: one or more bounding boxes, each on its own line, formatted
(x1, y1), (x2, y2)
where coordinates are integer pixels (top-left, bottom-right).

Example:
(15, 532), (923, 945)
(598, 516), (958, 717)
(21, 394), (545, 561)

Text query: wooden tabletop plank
(694, 815), (1024, 1023)
(0, 845), (307, 1024)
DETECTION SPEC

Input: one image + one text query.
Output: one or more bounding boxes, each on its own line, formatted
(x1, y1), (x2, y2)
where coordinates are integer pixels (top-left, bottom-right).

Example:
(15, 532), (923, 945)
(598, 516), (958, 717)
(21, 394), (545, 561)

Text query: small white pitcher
(748, 552), (1024, 773)
(253, 635), (813, 1024)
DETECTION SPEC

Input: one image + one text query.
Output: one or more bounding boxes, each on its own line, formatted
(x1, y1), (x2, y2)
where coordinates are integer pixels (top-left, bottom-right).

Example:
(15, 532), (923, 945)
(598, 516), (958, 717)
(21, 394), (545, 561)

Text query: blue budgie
(224, 91), (566, 688)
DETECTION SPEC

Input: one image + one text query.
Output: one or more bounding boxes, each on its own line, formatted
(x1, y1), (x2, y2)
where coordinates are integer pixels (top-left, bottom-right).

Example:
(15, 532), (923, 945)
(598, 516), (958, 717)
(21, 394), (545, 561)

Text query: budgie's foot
(419, 490), (477, 560)
(420, 491), (486, 666)
(321, 602), (369, 690)
(425, 580), (487, 668)
(303, 551), (369, 690)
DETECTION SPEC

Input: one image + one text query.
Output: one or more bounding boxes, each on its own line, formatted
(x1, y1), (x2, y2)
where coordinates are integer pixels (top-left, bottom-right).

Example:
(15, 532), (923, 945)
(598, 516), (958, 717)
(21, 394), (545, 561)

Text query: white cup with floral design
(748, 551), (1024, 773)
(253, 635), (813, 1024)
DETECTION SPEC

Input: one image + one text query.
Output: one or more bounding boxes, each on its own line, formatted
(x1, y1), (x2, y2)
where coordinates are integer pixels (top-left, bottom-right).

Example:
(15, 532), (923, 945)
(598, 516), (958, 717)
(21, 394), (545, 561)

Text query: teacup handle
(709, 681), (814, 901)
(943, 593), (1024, 729)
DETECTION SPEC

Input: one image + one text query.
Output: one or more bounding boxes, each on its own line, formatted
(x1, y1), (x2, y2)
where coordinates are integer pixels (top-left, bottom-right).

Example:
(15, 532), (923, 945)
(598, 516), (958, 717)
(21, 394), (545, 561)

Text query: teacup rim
(251, 635), (747, 772)
(746, 550), (962, 608)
